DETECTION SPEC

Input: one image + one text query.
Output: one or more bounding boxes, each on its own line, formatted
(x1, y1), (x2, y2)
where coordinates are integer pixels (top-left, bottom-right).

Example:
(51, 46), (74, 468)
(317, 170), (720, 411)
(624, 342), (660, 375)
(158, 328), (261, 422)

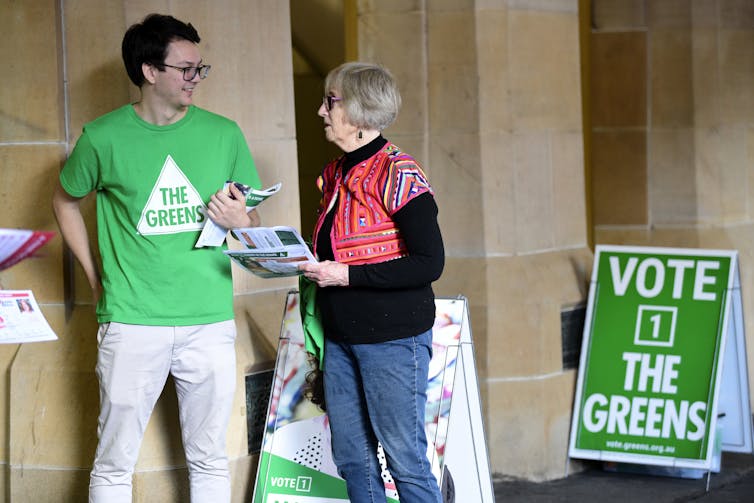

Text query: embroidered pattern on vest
(314, 143), (432, 266)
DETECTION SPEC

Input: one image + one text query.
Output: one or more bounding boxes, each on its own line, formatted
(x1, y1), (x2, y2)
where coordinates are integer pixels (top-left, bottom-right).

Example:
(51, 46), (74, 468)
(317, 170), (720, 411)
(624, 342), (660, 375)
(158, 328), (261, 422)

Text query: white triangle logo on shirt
(137, 155), (208, 235)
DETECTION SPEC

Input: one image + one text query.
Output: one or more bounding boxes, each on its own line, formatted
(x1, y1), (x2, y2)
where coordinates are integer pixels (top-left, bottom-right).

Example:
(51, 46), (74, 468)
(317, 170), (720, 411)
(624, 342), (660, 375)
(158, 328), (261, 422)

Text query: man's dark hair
(121, 13), (200, 87)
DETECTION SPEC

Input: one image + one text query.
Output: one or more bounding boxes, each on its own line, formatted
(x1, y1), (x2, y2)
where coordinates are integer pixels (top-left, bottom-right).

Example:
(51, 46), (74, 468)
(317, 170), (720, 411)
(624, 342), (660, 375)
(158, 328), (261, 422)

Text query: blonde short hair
(324, 62), (401, 131)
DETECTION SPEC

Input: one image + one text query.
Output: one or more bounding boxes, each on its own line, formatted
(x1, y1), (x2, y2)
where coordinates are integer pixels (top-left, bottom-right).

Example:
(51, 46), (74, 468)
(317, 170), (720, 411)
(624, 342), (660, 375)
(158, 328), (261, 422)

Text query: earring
(358, 130), (363, 140)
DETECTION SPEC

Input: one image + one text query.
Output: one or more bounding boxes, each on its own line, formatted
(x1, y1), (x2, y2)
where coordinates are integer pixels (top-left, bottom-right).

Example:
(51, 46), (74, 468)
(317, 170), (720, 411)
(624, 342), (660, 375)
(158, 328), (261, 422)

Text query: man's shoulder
(190, 106), (240, 130)
(84, 105), (132, 130)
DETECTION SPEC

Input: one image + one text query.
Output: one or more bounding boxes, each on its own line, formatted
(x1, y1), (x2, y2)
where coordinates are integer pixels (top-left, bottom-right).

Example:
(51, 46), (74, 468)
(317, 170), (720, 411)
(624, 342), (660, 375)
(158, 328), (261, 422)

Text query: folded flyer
(225, 226), (317, 278)
(0, 229), (56, 271)
(195, 182), (282, 248)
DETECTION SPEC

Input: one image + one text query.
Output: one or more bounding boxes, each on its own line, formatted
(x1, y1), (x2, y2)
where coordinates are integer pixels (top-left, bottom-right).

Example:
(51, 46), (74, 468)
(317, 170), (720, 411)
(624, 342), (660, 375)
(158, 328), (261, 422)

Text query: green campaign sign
(569, 245), (739, 469)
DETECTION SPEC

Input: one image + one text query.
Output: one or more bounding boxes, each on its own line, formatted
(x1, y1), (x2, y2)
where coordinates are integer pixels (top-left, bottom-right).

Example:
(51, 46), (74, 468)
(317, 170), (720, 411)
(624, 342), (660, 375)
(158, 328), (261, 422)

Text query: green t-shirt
(60, 104), (261, 325)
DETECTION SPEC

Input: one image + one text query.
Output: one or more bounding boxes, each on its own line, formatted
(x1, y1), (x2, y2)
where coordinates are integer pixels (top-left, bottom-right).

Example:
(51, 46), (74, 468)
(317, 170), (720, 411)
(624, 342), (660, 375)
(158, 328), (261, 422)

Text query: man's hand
(207, 183), (259, 228)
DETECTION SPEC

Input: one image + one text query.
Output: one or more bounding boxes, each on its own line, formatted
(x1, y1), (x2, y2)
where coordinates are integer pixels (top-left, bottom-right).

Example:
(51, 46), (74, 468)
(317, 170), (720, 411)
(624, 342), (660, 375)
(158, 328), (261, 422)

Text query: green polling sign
(569, 245), (738, 469)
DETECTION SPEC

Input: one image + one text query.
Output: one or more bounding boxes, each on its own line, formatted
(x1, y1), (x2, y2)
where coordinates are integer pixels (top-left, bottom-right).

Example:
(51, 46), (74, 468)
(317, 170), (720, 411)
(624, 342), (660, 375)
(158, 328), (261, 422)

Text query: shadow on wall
(69, 58), (132, 131)
(290, 0), (345, 240)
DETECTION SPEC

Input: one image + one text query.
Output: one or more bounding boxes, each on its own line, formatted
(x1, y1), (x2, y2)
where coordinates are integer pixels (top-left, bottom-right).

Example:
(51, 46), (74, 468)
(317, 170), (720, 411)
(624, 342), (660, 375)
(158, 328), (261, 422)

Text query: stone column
(357, 0), (591, 480)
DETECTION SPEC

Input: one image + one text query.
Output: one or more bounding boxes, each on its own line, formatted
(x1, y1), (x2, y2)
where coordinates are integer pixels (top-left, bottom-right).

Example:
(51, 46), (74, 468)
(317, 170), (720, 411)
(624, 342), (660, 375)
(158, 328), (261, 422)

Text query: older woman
(299, 62), (444, 503)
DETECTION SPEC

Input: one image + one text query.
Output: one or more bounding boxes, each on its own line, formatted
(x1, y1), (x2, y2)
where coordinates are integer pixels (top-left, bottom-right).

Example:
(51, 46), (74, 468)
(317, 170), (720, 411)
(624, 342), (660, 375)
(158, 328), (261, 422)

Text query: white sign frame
(252, 294), (494, 503)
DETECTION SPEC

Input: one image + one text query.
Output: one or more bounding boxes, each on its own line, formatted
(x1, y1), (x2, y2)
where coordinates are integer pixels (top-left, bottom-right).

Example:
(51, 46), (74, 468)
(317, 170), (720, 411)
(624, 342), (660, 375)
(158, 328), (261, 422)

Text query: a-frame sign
(252, 294), (494, 502)
(569, 245), (753, 471)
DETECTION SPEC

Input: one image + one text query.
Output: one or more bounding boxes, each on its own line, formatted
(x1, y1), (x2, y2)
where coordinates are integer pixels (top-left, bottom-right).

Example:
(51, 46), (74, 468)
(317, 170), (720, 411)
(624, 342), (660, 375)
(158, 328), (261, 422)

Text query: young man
(52, 13), (260, 503)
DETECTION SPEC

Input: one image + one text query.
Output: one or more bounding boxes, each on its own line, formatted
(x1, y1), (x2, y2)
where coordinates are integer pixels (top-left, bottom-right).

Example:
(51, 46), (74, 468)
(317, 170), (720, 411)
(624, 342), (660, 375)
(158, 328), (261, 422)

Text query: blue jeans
(324, 330), (442, 503)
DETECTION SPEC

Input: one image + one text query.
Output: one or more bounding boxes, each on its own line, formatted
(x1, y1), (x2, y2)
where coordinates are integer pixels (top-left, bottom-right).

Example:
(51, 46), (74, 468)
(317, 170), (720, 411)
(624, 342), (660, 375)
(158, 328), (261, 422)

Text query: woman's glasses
(323, 95), (342, 111)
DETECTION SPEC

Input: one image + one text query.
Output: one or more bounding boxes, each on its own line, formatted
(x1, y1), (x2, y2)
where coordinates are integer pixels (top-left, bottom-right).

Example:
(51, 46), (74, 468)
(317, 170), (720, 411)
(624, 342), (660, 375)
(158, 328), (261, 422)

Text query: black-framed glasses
(161, 63), (211, 81)
(323, 95), (342, 112)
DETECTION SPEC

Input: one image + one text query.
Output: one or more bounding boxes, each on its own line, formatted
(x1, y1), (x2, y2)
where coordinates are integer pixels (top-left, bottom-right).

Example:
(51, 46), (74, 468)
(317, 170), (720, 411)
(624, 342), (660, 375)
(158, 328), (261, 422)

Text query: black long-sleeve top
(315, 136), (445, 344)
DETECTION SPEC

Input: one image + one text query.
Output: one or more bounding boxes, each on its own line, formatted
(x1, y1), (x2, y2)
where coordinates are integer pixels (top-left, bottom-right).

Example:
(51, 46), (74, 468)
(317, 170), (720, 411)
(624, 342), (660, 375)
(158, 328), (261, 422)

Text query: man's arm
(52, 181), (102, 302)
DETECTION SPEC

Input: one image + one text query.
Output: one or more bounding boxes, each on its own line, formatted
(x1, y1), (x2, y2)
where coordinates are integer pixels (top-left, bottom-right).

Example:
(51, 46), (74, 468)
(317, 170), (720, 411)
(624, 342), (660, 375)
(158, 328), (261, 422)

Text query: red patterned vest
(312, 143), (433, 265)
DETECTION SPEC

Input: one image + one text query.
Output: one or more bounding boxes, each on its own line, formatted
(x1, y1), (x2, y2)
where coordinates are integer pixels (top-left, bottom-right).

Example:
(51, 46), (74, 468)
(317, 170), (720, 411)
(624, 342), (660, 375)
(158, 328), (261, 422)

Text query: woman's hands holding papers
(299, 260), (349, 287)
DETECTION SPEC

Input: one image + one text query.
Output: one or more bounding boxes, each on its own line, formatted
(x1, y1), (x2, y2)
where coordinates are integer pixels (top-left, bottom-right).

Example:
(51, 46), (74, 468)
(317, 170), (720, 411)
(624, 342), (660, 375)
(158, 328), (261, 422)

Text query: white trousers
(89, 320), (237, 503)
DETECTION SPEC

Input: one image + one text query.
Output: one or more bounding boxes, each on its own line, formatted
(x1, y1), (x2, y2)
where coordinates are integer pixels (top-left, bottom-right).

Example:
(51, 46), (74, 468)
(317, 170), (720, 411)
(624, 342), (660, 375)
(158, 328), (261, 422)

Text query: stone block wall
(3, 0), (753, 499)
(591, 0), (754, 399)
(0, 1), (299, 501)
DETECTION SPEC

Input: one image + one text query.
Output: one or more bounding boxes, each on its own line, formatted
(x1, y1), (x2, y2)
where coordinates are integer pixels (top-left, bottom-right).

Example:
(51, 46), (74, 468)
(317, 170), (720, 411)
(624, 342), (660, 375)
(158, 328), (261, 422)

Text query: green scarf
(298, 275), (325, 368)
